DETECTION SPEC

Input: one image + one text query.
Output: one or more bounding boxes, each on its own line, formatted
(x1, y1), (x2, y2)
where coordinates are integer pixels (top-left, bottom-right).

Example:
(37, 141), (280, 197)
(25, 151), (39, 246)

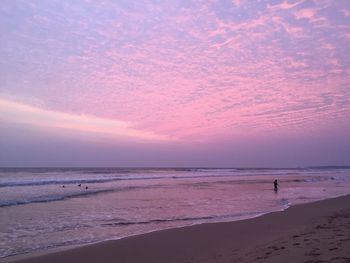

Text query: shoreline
(2, 194), (350, 263)
(0, 194), (312, 261)
(0, 206), (269, 260)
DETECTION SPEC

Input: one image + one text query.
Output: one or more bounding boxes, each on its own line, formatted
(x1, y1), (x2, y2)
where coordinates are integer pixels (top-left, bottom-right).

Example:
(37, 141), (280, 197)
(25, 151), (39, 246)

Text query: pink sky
(0, 0), (349, 167)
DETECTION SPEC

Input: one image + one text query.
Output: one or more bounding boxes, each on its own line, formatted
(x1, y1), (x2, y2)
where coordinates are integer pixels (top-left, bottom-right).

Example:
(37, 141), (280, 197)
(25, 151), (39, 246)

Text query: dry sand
(2, 195), (350, 263)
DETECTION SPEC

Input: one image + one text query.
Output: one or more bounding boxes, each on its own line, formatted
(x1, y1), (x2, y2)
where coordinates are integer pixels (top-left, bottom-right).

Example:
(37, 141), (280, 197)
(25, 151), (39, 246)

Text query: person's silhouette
(274, 179), (278, 192)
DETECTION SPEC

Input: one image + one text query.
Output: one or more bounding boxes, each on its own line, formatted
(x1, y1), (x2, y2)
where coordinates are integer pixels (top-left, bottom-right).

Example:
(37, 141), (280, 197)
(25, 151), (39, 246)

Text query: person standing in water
(274, 179), (279, 192)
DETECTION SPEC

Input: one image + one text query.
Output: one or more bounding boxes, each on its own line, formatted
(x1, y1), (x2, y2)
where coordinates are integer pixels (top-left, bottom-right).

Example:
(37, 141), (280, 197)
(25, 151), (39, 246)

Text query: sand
(2, 195), (350, 263)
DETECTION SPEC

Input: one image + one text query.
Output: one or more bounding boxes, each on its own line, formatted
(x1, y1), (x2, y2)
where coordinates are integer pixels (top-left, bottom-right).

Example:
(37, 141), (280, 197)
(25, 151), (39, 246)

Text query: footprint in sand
(307, 252), (321, 256)
(330, 257), (350, 263)
(304, 260), (329, 263)
(328, 247), (338, 251)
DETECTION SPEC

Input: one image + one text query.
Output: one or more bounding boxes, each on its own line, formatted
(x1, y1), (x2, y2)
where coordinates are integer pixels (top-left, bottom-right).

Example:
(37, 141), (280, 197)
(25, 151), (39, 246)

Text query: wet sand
(2, 195), (350, 263)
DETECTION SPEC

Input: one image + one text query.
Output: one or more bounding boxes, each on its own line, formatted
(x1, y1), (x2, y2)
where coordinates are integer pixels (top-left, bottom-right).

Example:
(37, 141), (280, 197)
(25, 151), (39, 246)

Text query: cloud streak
(0, 98), (172, 142)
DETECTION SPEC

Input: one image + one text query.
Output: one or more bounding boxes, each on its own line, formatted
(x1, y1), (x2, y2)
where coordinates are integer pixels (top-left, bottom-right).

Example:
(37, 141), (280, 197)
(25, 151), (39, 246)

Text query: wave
(101, 216), (217, 227)
(0, 178), (119, 187)
(0, 183), (159, 208)
(0, 175), (237, 188)
(0, 170), (342, 189)
(0, 176), (166, 188)
(0, 189), (115, 208)
(100, 211), (262, 227)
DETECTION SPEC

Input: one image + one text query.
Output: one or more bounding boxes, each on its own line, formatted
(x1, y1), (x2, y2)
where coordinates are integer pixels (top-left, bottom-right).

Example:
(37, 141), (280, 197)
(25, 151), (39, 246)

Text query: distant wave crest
(0, 189), (114, 208)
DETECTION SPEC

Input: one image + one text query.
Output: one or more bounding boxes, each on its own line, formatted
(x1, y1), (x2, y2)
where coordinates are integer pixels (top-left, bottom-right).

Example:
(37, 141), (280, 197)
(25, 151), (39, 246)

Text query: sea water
(0, 167), (350, 258)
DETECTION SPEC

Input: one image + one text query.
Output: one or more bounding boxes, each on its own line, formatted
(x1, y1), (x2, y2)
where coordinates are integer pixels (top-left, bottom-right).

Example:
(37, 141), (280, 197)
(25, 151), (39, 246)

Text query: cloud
(267, 0), (303, 10)
(0, 98), (173, 142)
(0, 0), (349, 142)
(294, 8), (316, 20)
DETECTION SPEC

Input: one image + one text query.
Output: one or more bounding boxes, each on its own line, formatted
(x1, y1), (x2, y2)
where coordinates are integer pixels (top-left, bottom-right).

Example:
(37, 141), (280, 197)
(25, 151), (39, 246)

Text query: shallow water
(0, 167), (349, 258)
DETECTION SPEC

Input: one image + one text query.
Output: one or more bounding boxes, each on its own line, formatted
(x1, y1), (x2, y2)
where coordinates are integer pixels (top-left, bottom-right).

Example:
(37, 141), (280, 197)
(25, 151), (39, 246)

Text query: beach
(2, 194), (349, 263)
(1, 167), (350, 258)
(2, 0), (350, 261)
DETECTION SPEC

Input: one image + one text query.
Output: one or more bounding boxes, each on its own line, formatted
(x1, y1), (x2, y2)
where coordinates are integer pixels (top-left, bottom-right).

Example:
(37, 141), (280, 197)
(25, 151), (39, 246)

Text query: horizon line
(1, 166), (350, 170)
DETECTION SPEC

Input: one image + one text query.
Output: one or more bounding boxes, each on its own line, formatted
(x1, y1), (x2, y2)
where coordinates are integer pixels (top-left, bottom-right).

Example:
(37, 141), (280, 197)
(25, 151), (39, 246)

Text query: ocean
(0, 167), (349, 258)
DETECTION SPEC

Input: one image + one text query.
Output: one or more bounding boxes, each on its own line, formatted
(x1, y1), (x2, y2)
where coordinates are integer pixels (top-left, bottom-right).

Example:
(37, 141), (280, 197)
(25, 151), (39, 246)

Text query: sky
(0, 0), (349, 167)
